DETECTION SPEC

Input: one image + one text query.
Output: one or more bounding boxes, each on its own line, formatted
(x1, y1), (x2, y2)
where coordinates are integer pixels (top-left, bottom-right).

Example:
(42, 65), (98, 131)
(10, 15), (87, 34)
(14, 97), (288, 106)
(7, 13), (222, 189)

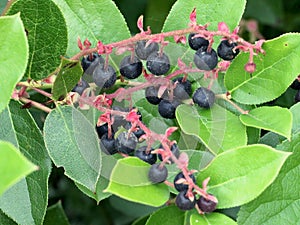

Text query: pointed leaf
(0, 14), (28, 113)
(197, 144), (291, 208)
(43, 202), (70, 225)
(225, 33), (300, 104)
(145, 206), (186, 225)
(240, 106), (292, 139)
(0, 141), (37, 196)
(190, 212), (237, 225)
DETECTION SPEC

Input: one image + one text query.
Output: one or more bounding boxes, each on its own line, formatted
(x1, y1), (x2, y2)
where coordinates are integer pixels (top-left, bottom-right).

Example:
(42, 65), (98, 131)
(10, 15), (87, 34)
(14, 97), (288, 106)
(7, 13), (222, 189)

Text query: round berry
(135, 146), (157, 165)
(72, 79), (89, 95)
(124, 122), (145, 139)
(188, 33), (209, 51)
(148, 163), (168, 183)
(111, 106), (127, 130)
(96, 123), (109, 138)
(145, 86), (162, 105)
(290, 79), (300, 90)
(146, 52), (170, 75)
(158, 143), (180, 162)
(194, 46), (218, 71)
(192, 87), (215, 109)
(173, 172), (196, 192)
(116, 131), (138, 154)
(217, 40), (239, 61)
(135, 40), (159, 60)
(93, 64), (116, 89)
(175, 191), (196, 211)
(197, 195), (217, 213)
(100, 133), (117, 155)
(158, 99), (181, 119)
(295, 90), (300, 103)
(119, 55), (143, 79)
(81, 53), (104, 72)
(173, 77), (192, 100)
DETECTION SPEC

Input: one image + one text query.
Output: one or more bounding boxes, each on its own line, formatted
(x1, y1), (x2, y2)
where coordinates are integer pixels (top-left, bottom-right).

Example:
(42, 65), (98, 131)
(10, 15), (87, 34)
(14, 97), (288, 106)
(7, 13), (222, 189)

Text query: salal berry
(175, 191), (196, 211)
(135, 40), (159, 60)
(93, 64), (116, 89)
(124, 122), (145, 139)
(146, 52), (170, 75)
(173, 77), (192, 100)
(119, 55), (143, 79)
(158, 143), (180, 162)
(197, 195), (217, 213)
(135, 146), (157, 165)
(158, 99), (181, 119)
(148, 163), (168, 183)
(72, 79), (89, 95)
(188, 33), (209, 50)
(217, 40), (239, 61)
(81, 53), (104, 72)
(116, 131), (138, 154)
(192, 87), (215, 108)
(145, 86), (162, 105)
(194, 46), (218, 71)
(96, 123), (109, 138)
(100, 134), (117, 155)
(173, 172), (196, 192)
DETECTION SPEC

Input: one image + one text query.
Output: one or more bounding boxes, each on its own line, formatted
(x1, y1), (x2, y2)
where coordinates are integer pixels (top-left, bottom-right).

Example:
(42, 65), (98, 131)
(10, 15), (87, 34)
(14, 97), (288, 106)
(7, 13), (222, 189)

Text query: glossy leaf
(104, 157), (169, 207)
(238, 134), (300, 225)
(240, 106), (292, 139)
(7, 0), (68, 80)
(44, 106), (101, 192)
(225, 33), (300, 105)
(176, 104), (247, 155)
(0, 101), (52, 225)
(43, 202), (70, 225)
(0, 14), (28, 114)
(145, 206), (187, 225)
(52, 0), (130, 56)
(52, 57), (83, 100)
(190, 212), (237, 225)
(197, 144), (291, 208)
(0, 141), (37, 196)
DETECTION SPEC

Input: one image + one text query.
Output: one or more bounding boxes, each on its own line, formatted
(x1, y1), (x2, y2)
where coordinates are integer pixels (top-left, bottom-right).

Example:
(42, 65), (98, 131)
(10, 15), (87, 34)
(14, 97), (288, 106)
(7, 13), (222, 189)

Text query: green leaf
(240, 106), (292, 139)
(225, 33), (300, 105)
(145, 206), (187, 225)
(0, 14), (28, 114)
(52, 57), (83, 100)
(7, 0), (68, 80)
(104, 157), (169, 207)
(0, 141), (37, 197)
(290, 102), (300, 135)
(190, 212), (237, 225)
(0, 209), (16, 225)
(238, 134), (300, 225)
(0, 101), (52, 225)
(52, 0), (130, 56)
(44, 106), (101, 192)
(197, 144), (291, 209)
(43, 202), (70, 225)
(176, 104), (247, 155)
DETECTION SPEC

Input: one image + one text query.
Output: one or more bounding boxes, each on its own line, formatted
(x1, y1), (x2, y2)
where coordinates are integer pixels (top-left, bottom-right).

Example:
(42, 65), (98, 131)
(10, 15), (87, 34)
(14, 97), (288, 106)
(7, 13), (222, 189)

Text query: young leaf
(44, 106), (101, 192)
(176, 104), (247, 155)
(190, 212), (237, 225)
(52, 57), (83, 101)
(240, 106), (292, 140)
(0, 14), (28, 114)
(237, 134), (300, 225)
(104, 157), (169, 207)
(0, 101), (52, 225)
(43, 202), (70, 225)
(225, 33), (300, 105)
(197, 144), (291, 209)
(0, 141), (37, 197)
(7, 0), (68, 80)
(52, 0), (131, 56)
(145, 206), (187, 225)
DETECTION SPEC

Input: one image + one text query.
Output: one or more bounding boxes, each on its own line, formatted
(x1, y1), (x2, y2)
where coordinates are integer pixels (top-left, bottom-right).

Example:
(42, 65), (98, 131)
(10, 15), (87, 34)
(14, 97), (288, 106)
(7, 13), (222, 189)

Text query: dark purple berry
(145, 86), (162, 105)
(173, 172), (196, 192)
(93, 64), (116, 89)
(100, 133), (117, 155)
(116, 131), (138, 154)
(295, 90), (300, 103)
(96, 123), (109, 138)
(135, 146), (157, 165)
(175, 191), (196, 211)
(192, 87), (215, 108)
(135, 40), (159, 60)
(146, 52), (170, 75)
(158, 99), (181, 119)
(158, 143), (180, 162)
(217, 40), (239, 61)
(124, 122), (145, 139)
(290, 79), (300, 90)
(119, 55), (143, 79)
(173, 77), (192, 100)
(72, 79), (89, 95)
(81, 53), (104, 72)
(188, 33), (209, 51)
(148, 163), (168, 183)
(194, 46), (218, 71)
(197, 195), (217, 213)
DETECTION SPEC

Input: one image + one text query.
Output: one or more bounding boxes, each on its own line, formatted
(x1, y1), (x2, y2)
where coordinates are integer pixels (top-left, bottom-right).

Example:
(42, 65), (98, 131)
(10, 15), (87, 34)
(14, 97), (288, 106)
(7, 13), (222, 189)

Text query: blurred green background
(1, 0), (300, 224)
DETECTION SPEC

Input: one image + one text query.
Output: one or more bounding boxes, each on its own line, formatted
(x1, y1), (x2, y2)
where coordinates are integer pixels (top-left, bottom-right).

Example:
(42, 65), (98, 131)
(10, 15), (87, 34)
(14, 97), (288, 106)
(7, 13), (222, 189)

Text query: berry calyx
(145, 86), (162, 105)
(93, 64), (117, 89)
(194, 46), (218, 71)
(134, 146), (157, 165)
(197, 195), (217, 213)
(173, 77), (192, 100)
(188, 33), (209, 51)
(175, 191), (196, 211)
(124, 122), (145, 139)
(146, 52), (170, 75)
(72, 79), (89, 95)
(217, 40), (239, 61)
(148, 163), (168, 183)
(173, 171), (196, 192)
(192, 87), (215, 109)
(116, 131), (138, 154)
(135, 40), (159, 60)
(100, 133), (117, 155)
(158, 99), (181, 119)
(158, 143), (180, 162)
(119, 55), (143, 79)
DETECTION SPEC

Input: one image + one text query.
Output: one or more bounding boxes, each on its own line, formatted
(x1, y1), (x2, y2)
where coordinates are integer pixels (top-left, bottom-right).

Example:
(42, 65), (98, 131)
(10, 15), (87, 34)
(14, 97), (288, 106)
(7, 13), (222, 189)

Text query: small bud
(189, 8), (197, 25)
(244, 62), (256, 73)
